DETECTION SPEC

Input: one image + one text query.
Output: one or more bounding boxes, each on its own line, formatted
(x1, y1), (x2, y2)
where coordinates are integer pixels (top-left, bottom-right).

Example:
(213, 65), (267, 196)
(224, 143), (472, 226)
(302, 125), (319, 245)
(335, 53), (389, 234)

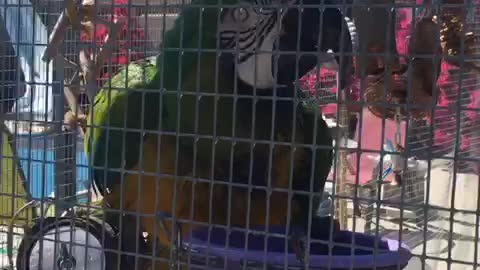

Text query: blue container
(183, 226), (412, 270)
(15, 135), (89, 199)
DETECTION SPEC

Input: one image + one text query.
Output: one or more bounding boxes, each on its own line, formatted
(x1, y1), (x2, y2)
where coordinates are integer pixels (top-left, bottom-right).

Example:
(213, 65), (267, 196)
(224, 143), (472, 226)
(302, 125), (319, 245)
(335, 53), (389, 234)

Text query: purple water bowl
(182, 225), (412, 270)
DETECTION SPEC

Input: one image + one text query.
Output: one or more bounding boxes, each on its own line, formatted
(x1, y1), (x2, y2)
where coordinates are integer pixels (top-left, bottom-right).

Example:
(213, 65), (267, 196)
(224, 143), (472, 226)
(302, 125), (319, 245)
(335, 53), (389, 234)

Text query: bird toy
(386, 139), (406, 186)
(364, 6), (479, 121)
(438, 13), (480, 73)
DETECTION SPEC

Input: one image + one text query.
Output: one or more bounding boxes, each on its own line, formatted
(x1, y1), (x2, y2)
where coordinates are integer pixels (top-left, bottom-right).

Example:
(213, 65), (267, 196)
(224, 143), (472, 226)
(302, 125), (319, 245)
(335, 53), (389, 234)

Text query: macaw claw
(64, 110), (87, 136)
(289, 229), (308, 268)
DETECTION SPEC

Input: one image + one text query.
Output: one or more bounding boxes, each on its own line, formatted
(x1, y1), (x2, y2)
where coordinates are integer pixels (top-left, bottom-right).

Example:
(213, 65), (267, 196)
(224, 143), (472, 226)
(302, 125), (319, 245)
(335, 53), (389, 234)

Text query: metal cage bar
(0, 0), (479, 269)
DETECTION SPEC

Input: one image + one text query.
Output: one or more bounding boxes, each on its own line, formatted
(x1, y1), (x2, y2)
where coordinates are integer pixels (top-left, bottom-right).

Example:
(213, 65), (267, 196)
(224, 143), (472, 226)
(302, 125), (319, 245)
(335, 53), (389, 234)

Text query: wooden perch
(64, 71), (83, 115)
(64, 71), (87, 137)
(42, 0), (99, 62)
(70, 17), (121, 135)
(81, 21), (95, 38)
(42, 11), (70, 62)
(78, 17), (122, 103)
(39, 0), (121, 136)
(55, 55), (79, 70)
(94, 19), (122, 77)
(79, 50), (97, 91)
(66, 0), (81, 30)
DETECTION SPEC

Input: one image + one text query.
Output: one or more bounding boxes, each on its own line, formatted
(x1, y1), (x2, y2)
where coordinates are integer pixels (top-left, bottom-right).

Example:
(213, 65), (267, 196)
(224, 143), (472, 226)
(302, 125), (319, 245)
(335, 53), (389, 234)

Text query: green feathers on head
(156, 0), (239, 90)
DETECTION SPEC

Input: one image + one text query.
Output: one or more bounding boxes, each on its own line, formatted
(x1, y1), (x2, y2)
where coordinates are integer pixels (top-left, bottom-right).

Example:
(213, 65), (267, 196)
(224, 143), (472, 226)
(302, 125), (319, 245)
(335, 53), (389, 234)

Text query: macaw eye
(232, 7), (249, 22)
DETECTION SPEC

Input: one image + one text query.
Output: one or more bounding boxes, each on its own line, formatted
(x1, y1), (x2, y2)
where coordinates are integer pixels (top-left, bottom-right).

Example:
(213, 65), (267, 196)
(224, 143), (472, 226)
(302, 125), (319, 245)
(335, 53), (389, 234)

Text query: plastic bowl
(182, 225), (412, 270)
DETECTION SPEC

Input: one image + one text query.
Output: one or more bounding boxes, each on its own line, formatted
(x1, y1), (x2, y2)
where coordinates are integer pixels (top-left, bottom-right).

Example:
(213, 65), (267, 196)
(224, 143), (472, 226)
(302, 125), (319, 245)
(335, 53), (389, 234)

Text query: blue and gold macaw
(85, 0), (352, 267)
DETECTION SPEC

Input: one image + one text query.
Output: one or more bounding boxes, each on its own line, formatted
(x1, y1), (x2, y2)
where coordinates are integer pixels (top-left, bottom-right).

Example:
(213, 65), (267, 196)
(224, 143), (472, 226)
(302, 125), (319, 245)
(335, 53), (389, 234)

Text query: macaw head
(216, 0), (353, 91)
(217, 0), (295, 89)
(160, 0), (352, 92)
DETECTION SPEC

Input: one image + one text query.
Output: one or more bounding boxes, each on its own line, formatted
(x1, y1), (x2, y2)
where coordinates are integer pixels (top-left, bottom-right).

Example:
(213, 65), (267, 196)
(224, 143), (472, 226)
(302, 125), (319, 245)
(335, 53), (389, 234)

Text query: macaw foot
(310, 216), (340, 240)
(289, 216), (341, 267)
(64, 110), (87, 136)
(289, 227), (308, 267)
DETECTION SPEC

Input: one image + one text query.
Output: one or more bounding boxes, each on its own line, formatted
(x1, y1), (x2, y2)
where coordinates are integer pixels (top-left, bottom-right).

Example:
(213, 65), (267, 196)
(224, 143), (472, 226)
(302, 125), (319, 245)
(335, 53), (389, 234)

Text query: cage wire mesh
(0, 0), (479, 269)
(335, 2), (480, 269)
(326, 2), (480, 268)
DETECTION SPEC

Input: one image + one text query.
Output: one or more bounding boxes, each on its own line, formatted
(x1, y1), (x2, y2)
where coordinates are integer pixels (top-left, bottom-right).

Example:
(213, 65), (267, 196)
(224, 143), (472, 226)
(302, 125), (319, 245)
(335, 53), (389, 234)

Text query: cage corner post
(52, 54), (76, 214)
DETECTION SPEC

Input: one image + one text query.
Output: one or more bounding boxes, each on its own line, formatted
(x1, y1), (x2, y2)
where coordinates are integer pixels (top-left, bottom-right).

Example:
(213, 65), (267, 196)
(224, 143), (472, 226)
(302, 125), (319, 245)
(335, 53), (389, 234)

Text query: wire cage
(0, 0), (479, 269)
(357, 0), (479, 241)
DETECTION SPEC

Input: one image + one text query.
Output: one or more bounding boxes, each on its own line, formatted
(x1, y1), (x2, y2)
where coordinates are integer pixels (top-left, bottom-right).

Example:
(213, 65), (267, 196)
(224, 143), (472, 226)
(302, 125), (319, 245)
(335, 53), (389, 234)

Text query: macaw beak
(274, 0), (353, 93)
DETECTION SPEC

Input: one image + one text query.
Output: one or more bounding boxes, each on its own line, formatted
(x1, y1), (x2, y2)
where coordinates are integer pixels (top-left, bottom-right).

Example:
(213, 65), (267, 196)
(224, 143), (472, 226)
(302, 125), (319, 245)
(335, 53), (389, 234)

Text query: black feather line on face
(220, 37), (236, 48)
(221, 25), (257, 36)
(238, 29), (256, 43)
(218, 2), (279, 65)
(238, 14), (277, 63)
(238, 31), (257, 52)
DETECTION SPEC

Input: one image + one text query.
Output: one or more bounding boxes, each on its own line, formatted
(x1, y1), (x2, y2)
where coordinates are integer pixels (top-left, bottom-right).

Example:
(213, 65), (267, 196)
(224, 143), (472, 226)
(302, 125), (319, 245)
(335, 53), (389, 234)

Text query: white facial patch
(218, 1), (289, 89)
(236, 24), (277, 88)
